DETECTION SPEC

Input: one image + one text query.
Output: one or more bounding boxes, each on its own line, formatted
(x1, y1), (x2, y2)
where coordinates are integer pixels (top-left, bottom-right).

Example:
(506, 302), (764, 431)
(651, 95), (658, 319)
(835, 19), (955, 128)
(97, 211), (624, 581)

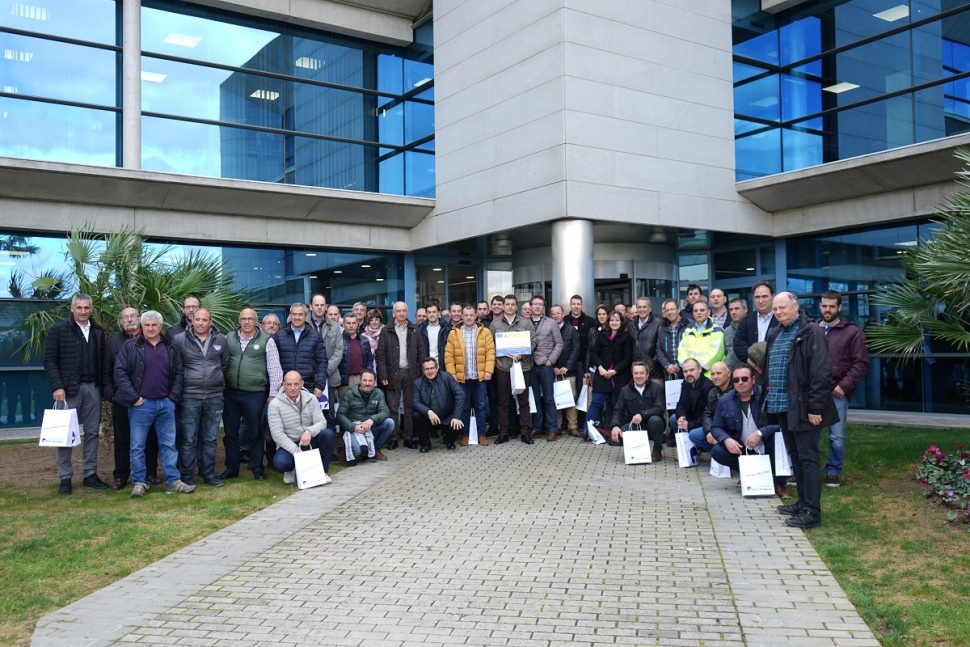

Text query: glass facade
(733, 0), (970, 180)
(0, 0), (434, 197)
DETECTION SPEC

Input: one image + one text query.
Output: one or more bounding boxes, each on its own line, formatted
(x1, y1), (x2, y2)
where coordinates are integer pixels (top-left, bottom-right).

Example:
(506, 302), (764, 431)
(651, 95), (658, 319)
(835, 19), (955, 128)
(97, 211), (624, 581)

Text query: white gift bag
(623, 428), (653, 465)
(293, 447), (330, 489)
(664, 379), (683, 410)
(512, 389), (538, 415)
(575, 381), (590, 412)
(468, 413), (479, 445)
(675, 431), (698, 468)
(739, 450), (774, 497)
(773, 431), (793, 477)
(39, 402), (81, 448)
(586, 420), (607, 445)
(553, 377), (574, 410)
(710, 459), (732, 478)
(510, 361), (526, 394)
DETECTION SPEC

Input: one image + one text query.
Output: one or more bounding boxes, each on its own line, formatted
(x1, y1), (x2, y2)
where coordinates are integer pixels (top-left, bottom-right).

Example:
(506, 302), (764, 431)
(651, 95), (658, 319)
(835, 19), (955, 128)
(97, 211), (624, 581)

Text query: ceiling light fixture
(163, 33), (202, 48)
(874, 5), (909, 22)
(250, 89), (279, 100)
(141, 71), (167, 83)
(823, 82), (859, 94)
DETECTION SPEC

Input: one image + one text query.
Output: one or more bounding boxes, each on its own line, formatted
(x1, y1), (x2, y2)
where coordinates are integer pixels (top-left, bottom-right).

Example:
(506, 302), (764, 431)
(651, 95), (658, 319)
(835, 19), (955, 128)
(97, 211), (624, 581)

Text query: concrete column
(551, 219), (594, 312)
(122, 0), (141, 169)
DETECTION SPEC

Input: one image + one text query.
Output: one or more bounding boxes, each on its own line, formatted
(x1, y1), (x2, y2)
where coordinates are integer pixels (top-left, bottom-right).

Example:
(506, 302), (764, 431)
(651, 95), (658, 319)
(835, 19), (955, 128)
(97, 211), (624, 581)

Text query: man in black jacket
(764, 292), (839, 529)
(609, 362), (666, 462)
(43, 293), (111, 494)
(629, 297), (662, 383)
(376, 301), (424, 448)
(670, 358), (714, 444)
(411, 358), (465, 452)
(733, 281), (778, 370)
(551, 304), (581, 436)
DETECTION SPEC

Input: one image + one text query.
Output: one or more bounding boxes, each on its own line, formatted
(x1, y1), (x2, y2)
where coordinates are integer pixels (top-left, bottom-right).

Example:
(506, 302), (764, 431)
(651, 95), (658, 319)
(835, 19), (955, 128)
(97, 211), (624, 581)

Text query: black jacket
(112, 336), (184, 407)
(589, 329), (634, 394)
(701, 384), (731, 434)
(104, 330), (140, 402)
(629, 315), (662, 378)
(674, 375), (714, 429)
(412, 370), (465, 425)
(734, 310), (778, 364)
(43, 316), (110, 398)
(274, 325), (328, 391)
(763, 313), (839, 431)
(610, 380), (666, 428)
(554, 322), (582, 376)
(568, 311), (596, 371)
(376, 321), (423, 383)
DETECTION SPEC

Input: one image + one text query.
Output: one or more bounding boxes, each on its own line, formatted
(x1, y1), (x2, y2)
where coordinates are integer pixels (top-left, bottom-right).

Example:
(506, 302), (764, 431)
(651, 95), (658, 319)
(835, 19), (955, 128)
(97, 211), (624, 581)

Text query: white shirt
(756, 312), (774, 342)
(426, 322), (441, 360)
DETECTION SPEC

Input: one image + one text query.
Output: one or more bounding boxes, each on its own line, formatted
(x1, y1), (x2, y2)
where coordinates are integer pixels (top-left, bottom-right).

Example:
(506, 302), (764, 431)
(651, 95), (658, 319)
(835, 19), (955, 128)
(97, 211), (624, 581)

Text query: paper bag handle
(52, 400), (68, 410)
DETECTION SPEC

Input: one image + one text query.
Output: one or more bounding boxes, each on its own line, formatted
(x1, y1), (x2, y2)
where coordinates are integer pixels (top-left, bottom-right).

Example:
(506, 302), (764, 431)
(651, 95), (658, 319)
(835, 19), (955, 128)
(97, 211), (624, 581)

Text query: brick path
(32, 437), (880, 647)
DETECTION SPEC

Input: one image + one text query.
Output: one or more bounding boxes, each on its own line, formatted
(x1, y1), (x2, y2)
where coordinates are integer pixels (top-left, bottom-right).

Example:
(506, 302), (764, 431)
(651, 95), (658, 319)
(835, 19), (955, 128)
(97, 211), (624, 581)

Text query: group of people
(44, 282), (869, 527)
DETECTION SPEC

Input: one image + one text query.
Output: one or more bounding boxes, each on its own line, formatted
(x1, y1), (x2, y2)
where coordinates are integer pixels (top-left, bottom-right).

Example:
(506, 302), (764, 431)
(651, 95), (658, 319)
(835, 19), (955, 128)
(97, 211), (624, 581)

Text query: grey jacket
(172, 327), (229, 399)
(268, 387), (327, 455)
(530, 316), (563, 366)
(490, 315), (536, 372)
(312, 318), (343, 388)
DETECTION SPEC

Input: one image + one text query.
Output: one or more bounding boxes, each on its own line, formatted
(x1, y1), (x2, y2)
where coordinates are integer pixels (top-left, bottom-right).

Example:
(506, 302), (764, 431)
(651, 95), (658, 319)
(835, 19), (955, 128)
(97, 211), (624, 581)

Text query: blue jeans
(272, 429), (337, 473)
(223, 389), (267, 476)
(129, 397), (180, 486)
(348, 418), (395, 455)
(461, 378), (487, 435)
(586, 391), (617, 428)
(178, 395), (224, 482)
(530, 364), (557, 432)
(825, 394), (849, 476)
(687, 426), (714, 452)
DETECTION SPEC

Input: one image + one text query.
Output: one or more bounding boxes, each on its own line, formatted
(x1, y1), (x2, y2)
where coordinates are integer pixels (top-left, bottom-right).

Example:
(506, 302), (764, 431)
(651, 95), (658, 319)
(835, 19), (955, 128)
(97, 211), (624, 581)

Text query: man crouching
(268, 371), (336, 484)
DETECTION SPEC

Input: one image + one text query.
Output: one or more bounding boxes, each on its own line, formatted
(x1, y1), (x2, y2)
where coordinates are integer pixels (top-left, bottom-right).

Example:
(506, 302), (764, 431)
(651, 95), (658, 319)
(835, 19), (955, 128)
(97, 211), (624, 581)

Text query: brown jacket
(375, 321), (423, 383)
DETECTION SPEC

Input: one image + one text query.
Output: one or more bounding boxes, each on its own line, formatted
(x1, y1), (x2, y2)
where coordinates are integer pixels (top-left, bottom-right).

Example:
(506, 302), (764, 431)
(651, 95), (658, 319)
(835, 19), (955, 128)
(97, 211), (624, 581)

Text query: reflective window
(0, 0), (116, 45)
(0, 33), (117, 106)
(0, 98), (117, 165)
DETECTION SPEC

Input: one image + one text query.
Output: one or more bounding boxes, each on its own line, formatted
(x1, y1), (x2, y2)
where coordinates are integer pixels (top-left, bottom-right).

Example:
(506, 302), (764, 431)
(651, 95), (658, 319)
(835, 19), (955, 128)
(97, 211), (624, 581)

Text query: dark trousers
(530, 364), (557, 432)
(222, 389), (267, 477)
(781, 416), (823, 518)
(384, 367), (415, 440)
(112, 401), (157, 481)
(413, 412), (459, 449)
(486, 377), (499, 434)
(493, 368), (532, 436)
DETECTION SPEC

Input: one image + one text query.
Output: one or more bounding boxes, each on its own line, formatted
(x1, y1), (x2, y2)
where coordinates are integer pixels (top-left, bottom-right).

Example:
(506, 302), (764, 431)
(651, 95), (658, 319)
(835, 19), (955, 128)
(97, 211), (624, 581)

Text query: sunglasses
(732, 376), (751, 383)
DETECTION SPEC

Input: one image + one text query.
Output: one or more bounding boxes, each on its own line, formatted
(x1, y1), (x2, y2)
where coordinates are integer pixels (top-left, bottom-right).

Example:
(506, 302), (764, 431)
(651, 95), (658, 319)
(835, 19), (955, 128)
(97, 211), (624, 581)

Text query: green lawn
(809, 425), (970, 647)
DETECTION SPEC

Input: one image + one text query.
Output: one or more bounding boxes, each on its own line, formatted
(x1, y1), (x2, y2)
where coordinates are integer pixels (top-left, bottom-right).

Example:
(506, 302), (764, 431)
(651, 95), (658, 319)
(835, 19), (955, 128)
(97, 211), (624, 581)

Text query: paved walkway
(33, 437), (879, 647)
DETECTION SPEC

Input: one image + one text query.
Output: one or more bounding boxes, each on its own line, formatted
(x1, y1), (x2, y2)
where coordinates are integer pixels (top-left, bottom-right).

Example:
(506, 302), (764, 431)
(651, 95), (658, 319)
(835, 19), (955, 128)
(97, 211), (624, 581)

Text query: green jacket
(226, 329), (269, 392)
(337, 384), (390, 430)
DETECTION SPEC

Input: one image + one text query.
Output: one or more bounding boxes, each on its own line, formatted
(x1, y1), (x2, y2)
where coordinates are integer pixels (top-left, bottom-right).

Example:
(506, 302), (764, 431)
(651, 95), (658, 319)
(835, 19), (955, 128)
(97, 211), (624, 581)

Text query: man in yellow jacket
(445, 304), (496, 446)
(677, 301), (725, 377)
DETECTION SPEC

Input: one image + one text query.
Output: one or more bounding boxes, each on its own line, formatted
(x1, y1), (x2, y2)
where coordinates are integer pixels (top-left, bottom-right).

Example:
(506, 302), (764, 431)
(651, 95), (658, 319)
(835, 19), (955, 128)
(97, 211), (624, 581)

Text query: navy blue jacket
(338, 332), (374, 385)
(710, 384), (779, 444)
(412, 370), (465, 426)
(112, 336), (184, 406)
(274, 325), (328, 391)
(733, 310), (779, 364)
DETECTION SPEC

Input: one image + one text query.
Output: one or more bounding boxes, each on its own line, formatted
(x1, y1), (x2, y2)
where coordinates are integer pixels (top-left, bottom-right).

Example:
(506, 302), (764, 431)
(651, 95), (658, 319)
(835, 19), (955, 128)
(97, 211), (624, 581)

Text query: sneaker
(165, 479), (197, 494)
(784, 512), (821, 529)
(826, 474), (841, 487)
(58, 478), (72, 495)
(203, 477), (224, 487)
(776, 502), (805, 516)
(130, 482), (148, 498)
(283, 470), (295, 484)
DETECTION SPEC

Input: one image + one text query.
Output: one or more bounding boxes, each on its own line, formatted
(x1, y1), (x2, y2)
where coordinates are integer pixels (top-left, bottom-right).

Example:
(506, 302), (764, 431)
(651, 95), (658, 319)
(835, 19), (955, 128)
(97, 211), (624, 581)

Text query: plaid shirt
(462, 324), (478, 378)
(765, 319), (800, 413)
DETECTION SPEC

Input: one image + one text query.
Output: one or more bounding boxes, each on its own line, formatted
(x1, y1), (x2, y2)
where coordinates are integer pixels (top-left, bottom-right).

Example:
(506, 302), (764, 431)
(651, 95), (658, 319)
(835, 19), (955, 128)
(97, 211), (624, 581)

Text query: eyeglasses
(732, 376), (750, 383)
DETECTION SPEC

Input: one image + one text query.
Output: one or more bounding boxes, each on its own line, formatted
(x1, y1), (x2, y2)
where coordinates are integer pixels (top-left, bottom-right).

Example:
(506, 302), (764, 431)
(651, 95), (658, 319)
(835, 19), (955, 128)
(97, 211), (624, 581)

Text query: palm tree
(19, 224), (251, 362)
(867, 149), (970, 362)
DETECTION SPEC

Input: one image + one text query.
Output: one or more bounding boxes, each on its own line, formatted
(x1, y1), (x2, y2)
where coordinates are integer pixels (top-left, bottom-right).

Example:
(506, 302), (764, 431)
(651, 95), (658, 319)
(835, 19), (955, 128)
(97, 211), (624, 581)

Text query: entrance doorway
(595, 279), (631, 309)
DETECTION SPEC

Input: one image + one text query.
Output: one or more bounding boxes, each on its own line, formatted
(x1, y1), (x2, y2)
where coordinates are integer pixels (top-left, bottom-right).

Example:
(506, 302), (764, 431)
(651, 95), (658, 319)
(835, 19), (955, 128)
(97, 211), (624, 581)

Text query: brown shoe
(568, 428), (580, 437)
(775, 483), (791, 498)
(531, 431), (543, 439)
(374, 451), (388, 462)
(459, 436), (469, 446)
(478, 435), (489, 446)
(146, 475), (162, 486)
(110, 478), (126, 491)
(652, 449), (662, 462)
(547, 432), (558, 442)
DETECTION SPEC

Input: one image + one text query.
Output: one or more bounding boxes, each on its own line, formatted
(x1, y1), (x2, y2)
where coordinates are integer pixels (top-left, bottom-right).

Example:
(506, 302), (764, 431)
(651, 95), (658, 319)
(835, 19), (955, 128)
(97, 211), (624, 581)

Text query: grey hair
(141, 311), (164, 326)
(71, 293), (92, 308)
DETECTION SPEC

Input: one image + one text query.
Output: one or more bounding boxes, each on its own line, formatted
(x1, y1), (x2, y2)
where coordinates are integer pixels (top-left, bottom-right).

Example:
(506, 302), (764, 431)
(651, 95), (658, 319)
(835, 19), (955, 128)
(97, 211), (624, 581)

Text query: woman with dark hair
(360, 309), (384, 354)
(586, 310), (634, 429)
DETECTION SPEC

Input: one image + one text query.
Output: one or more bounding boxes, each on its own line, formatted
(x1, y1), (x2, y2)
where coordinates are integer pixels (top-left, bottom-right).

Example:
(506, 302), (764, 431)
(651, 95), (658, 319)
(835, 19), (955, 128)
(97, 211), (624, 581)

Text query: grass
(808, 424), (970, 647)
(0, 441), (308, 647)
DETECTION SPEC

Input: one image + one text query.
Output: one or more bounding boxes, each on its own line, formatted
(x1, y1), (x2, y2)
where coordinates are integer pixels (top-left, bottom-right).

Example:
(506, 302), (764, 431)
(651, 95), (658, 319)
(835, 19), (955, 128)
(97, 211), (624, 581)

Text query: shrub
(915, 443), (970, 528)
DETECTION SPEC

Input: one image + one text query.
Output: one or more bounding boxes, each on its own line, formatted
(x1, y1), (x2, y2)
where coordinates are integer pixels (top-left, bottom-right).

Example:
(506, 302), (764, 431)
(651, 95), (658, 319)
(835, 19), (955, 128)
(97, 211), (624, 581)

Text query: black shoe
(403, 439), (417, 449)
(776, 502), (805, 516)
(240, 451), (250, 464)
(58, 478), (72, 495)
(345, 459), (358, 467)
(446, 442), (456, 450)
(520, 434), (533, 445)
(82, 475), (109, 490)
(784, 512), (821, 529)
(495, 435), (509, 445)
(203, 477), (225, 487)
(666, 438), (677, 448)
(217, 470), (239, 480)
(253, 472), (265, 481)
(386, 438), (398, 450)
(419, 445), (431, 453)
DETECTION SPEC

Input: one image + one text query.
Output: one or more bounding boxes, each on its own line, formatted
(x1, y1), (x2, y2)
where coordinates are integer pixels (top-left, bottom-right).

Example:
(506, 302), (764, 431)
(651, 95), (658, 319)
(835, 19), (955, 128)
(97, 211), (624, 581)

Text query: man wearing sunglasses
(709, 365), (790, 497)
